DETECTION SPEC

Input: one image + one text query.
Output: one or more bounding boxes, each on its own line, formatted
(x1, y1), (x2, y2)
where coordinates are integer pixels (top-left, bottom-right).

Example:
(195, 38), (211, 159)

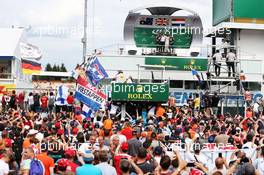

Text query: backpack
(30, 158), (45, 175)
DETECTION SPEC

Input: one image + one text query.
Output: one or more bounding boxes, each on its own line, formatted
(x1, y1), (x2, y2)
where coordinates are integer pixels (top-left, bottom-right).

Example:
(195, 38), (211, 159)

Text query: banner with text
(75, 77), (106, 110)
(145, 57), (207, 71)
(111, 83), (169, 102)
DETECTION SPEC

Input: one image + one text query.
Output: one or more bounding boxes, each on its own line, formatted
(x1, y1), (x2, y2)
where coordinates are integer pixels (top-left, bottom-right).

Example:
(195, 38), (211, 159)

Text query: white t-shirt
(213, 53), (222, 63)
(185, 152), (207, 167)
(27, 96), (34, 105)
(0, 159), (9, 175)
(110, 105), (119, 115)
(160, 35), (166, 42)
(242, 142), (257, 149)
(226, 52), (236, 62)
(254, 157), (264, 175)
(254, 103), (260, 113)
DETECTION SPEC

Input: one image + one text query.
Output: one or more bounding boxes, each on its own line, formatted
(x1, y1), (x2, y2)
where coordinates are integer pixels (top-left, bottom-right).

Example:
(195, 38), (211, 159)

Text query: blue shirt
(76, 164), (102, 175)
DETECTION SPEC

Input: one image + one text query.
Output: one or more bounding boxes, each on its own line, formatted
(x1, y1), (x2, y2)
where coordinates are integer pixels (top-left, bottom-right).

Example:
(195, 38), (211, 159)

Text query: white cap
(35, 133), (44, 142)
(27, 129), (38, 136)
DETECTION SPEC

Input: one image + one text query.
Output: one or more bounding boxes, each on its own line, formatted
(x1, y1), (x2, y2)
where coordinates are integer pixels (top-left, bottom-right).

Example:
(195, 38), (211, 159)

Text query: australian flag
(86, 57), (108, 86)
(139, 17), (153, 25)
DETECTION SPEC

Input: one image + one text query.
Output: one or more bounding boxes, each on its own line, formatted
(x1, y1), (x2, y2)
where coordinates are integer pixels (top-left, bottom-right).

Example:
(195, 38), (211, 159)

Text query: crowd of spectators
(0, 90), (263, 175)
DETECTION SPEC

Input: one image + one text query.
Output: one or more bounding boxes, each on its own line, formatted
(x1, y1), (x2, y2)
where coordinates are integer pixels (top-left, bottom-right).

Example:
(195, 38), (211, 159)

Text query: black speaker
(128, 50), (137, 55)
(190, 52), (199, 57)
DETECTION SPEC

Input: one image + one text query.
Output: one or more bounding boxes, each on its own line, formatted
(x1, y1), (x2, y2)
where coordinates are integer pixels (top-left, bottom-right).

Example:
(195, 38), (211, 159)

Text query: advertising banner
(111, 83), (169, 102)
(145, 57), (207, 71)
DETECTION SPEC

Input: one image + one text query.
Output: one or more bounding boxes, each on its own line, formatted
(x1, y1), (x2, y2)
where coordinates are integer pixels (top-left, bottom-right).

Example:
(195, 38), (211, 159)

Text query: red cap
(57, 129), (64, 135)
(57, 158), (69, 168)
(72, 128), (78, 135)
(65, 149), (76, 157)
(4, 139), (12, 147)
(55, 122), (61, 129)
(121, 142), (129, 151)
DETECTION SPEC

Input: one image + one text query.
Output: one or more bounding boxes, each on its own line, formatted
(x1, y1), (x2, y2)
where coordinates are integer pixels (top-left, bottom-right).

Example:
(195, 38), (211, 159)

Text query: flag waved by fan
(81, 104), (94, 119)
(86, 57), (108, 86)
(55, 85), (69, 106)
(75, 76), (106, 110)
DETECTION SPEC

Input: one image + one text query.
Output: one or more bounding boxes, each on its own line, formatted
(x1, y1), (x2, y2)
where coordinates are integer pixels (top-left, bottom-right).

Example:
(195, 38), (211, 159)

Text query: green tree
(60, 63), (67, 72)
(52, 64), (58, 71)
(45, 63), (52, 71)
(56, 65), (61, 72)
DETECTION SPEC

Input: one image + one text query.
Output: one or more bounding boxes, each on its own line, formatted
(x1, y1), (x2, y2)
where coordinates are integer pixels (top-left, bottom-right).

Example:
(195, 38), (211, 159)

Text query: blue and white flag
(86, 57), (108, 86)
(71, 70), (79, 80)
(75, 76), (106, 110)
(55, 85), (69, 106)
(81, 104), (94, 119)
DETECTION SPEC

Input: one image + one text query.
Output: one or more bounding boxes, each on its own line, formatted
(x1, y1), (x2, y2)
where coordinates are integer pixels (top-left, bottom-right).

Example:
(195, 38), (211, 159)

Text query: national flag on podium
(155, 18), (169, 26)
(171, 18), (185, 26)
(21, 59), (42, 74)
(139, 17), (153, 25)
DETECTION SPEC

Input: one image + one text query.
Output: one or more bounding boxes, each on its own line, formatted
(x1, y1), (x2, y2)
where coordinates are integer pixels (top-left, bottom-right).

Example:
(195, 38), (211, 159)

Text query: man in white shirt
(226, 50), (237, 77)
(242, 134), (257, 149)
(0, 152), (10, 175)
(254, 147), (264, 175)
(160, 34), (166, 52)
(185, 143), (208, 168)
(78, 135), (99, 154)
(212, 50), (222, 76)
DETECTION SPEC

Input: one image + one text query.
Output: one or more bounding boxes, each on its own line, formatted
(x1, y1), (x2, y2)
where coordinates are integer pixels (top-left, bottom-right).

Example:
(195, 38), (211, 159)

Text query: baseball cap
(121, 142), (129, 151)
(83, 150), (94, 162)
(65, 149), (76, 157)
(55, 122), (61, 129)
(57, 129), (64, 135)
(57, 158), (69, 168)
(72, 128), (78, 135)
(27, 129), (38, 136)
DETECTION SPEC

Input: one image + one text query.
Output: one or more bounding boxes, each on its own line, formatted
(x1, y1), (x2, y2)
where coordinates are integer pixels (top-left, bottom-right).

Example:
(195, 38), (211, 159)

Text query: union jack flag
(155, 18), (169, 26)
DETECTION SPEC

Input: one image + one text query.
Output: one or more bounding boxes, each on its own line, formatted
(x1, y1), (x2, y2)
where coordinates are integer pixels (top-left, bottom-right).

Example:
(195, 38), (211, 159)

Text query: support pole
(82, 0), (88, 63)
(121, 103), (126, 120)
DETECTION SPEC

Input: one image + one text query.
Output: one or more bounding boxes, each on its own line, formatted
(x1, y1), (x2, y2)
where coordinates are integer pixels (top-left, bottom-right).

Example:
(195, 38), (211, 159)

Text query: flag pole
(82, 0), (88, 63)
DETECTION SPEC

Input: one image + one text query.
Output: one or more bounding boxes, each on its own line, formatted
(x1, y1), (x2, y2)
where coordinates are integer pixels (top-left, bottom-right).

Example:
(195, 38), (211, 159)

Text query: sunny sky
(0, 0), (212, 70)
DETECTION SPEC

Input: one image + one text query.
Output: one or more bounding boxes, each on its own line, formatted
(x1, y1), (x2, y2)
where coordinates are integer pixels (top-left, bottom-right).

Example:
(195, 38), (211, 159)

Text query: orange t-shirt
(23, 138), (31, 149)
(99, 129), (113, 137)
(36, 153), (55, 175)
(103, 119), (113, 130)
(156, 106), (165, 117)
(75, 114), (82, 124)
